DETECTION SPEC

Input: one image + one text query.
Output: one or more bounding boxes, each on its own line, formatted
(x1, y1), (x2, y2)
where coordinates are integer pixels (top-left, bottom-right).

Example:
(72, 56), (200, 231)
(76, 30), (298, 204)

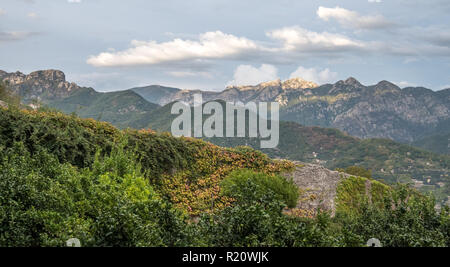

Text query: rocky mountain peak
(344, 77), (363, 87)
(0, 69), (81, 102)
(374, 80), (401, 93)
(282, 77), (318, 90)
(227, 77), (318, 92)
(28, 70), (66, 83)
(258, 79), (282, 88)
(330, 77), (364, 94)
(225, 79), (282, 91)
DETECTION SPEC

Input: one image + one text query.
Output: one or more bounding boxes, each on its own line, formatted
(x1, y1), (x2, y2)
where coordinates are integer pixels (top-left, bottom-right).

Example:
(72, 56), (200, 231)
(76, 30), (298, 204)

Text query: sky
(0, 0), (449, 92)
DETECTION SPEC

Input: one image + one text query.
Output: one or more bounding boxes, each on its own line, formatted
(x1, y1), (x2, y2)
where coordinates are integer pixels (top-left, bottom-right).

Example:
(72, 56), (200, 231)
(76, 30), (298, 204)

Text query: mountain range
(130, 77), (450, 144)
(0, 70), (160, 128)
(1, 69), (449, 205)
(131, 78), (319, 106)
(2, 69), (449, 149)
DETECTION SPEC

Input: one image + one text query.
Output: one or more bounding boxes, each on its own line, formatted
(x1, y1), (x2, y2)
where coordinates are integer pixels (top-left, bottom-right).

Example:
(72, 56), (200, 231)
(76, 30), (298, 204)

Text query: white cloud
(88, 27), (372, 68)
(267, 26), (366, 53)
(289, 66), (338, 85)
(317, 6), (393, 29)
(227, 64), (278, 86)
(368, 0), (382, 3)
(68, 0), (82, 3)
(87, 23), (450, 70)
(87, 31), (260, 67)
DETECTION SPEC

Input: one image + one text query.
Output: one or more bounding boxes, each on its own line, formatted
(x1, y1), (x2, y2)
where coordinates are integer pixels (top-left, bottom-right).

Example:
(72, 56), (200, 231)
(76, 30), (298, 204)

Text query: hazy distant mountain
(2, 69), (449, 145)
(48, 87), (160, 129)
(132, 78), (319, 106)
(131, 85), (181, 105)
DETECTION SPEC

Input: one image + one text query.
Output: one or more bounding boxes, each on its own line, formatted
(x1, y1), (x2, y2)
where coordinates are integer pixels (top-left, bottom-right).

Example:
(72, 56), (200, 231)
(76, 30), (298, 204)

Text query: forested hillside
(413, 133), (450, 155)
(48, 87), (160, 129)
(129, 76), (450, 144)
(0, 103), (448, 247)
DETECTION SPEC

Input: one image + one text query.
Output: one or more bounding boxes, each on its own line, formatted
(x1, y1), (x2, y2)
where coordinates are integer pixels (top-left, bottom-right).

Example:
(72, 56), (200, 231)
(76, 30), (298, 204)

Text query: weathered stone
(0, 69), (83, 102)
(283, 162), (350, 216)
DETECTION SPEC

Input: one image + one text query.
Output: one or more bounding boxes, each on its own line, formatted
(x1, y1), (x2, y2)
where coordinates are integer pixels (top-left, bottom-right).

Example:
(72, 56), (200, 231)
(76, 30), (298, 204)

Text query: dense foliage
(336, 184), (449, 247)
(0, 142), (189, 246)
(413, 133), (450, 155)
(221, 169), (299, 209)
(47, 87), (160, 129)
(0, 107), (448, 247)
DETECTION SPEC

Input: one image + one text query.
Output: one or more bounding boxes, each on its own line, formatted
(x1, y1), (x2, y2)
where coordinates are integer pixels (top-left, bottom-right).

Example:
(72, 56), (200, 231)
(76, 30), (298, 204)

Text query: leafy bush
(0, 142), (190, 247)
(191, 169), (338, 247)
(335, 176), (390, 215)
(158, 143), (294, 216)
(336, 184), (449, 247)
(221, 169), (299, 208)
(195, 203), (326, 247)
(195, 190), (337, 247)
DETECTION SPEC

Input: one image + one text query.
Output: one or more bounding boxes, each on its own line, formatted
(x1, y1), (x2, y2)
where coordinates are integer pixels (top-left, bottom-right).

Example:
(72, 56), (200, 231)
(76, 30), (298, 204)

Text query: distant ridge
(0, 69), (160, 128)
(2, 69), (449, 144)
(131, 76), (450, 144)
(133, 77), (319, 106)
(0, 69), (82, 102)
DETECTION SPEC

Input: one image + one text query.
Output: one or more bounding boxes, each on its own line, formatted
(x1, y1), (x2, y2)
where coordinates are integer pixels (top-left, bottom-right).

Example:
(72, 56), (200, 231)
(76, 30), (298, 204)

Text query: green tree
(0, 141), (191, 247)
(221, 169), (299, 208)
(193, 170), (338, 247)
(338, 184), (449, 247)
